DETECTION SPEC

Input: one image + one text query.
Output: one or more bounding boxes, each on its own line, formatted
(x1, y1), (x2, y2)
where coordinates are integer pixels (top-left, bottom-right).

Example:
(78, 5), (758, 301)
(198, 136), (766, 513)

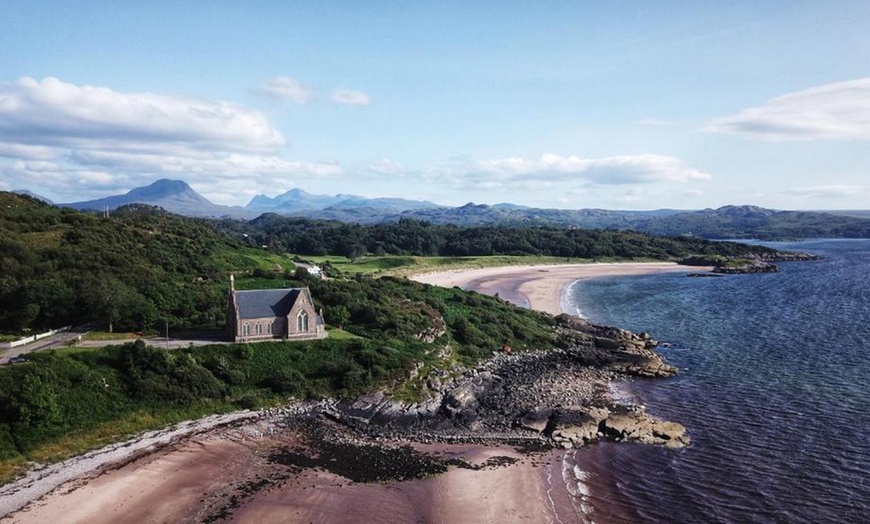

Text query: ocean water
(564, 239), (870, 523)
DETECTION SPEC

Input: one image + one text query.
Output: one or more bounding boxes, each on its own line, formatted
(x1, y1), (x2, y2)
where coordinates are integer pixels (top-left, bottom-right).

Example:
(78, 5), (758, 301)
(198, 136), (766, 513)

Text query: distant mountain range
(57, 179), (252, 219)
(50, 179), (440, 220)
(10, 178), (870, 239)
(246, 187), (440, 215)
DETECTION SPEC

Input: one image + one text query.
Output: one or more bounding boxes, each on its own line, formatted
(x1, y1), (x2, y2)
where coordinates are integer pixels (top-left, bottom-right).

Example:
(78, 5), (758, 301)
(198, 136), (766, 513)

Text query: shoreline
(2, 261), (700, 523)
(412, 261), (707, 315)
(412, 260), (705, 523)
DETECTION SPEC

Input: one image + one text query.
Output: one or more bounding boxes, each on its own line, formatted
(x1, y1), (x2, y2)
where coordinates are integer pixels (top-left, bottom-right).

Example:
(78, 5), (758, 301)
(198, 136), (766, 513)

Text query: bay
(566, 239), (870, 523)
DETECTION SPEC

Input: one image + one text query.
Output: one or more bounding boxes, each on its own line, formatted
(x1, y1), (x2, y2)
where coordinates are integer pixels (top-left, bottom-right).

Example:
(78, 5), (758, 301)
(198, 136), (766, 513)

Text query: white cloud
(0, 77), (366, 202)
(456, 153), (711, 189)
(705, 78), (870, 141)
(257, 77), (372, 107)
(0, 142), (57, 160)
(0, 77), (285, 151)
(786, 185), (870, 198)
(329, 89), (372, 107)
(259, 76), (316, 104)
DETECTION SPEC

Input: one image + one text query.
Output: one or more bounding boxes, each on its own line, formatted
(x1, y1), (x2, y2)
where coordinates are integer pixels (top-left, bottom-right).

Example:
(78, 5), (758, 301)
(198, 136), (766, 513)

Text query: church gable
(227, 278), (326, 343)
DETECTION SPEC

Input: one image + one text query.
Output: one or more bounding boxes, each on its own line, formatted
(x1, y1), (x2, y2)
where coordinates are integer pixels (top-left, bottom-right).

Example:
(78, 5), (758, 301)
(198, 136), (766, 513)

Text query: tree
(325, 305), (350, 329)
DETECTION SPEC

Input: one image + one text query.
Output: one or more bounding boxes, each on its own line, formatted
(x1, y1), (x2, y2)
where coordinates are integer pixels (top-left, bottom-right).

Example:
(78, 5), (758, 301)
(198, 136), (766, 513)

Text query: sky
(1, 1), (869, 210)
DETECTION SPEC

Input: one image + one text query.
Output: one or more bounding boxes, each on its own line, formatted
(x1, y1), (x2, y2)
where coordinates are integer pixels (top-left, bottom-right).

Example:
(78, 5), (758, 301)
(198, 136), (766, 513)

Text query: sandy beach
(3, 423), (574, 524)
(1, 261), (702, 523)
(413, 262), (704, 315)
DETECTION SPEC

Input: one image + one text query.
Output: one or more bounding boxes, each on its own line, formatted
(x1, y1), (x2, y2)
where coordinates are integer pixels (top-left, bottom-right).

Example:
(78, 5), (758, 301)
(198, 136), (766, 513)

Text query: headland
(1, 261), (700, 523)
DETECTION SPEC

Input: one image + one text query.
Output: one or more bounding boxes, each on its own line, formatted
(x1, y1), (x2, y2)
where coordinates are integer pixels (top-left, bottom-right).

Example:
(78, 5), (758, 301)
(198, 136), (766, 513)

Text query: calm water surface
(565, 239), (870, 523)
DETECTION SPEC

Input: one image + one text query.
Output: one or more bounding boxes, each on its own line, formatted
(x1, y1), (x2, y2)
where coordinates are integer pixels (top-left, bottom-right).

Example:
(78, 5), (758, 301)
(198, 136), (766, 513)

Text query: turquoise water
(567, 239), (870, 523)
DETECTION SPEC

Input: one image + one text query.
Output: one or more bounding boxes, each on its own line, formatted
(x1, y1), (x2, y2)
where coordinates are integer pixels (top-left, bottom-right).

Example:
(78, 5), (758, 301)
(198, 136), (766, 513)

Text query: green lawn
(289, 253), (600, 277)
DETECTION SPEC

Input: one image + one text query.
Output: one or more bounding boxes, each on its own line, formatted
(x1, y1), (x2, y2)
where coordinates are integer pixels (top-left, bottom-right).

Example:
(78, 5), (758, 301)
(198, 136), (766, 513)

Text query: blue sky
(1, 1), (869, 209)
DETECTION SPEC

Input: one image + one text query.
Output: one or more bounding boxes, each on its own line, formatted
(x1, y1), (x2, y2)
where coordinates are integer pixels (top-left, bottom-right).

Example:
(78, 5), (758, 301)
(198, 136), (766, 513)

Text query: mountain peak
(127, 179), (194, 199)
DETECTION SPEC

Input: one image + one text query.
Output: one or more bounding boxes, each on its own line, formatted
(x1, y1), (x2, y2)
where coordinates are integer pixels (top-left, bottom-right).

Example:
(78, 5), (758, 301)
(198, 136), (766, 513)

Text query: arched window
(255, 323), (262, 335)
(297, 310), (309, 332)
(242, 323), (250, 336)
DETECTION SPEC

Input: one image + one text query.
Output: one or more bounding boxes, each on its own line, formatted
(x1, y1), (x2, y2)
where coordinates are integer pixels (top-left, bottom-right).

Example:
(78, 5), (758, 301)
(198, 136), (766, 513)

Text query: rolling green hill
(1, 192), (789, 334)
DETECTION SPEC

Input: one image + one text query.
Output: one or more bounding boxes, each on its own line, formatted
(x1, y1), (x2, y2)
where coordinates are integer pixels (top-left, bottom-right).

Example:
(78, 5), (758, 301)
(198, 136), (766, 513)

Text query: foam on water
(560, 449), (596, 521)
(564, 239), (870, 523)
(562, 281), (586, 318)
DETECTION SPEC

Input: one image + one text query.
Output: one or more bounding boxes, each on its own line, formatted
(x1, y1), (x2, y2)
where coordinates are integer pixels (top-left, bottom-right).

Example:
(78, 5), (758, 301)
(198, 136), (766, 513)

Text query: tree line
(219, 214), (781, 260)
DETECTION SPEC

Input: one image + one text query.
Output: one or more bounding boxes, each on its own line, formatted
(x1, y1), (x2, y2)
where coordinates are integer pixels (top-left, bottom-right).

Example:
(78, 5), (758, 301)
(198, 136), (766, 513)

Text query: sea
(561, 239), (870, 523)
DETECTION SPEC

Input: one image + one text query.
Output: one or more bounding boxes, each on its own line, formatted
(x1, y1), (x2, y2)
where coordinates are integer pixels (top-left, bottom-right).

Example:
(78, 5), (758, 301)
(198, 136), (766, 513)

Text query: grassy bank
(289, 253), (645, 277)
(0, 276), (557, 485)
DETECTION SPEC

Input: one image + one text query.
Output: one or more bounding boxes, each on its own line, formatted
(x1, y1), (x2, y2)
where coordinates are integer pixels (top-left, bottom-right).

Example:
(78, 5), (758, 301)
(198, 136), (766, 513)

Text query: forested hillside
(220, 214), (782, 260)
(0, 268), (558, 481)
(0, 193), (262, 332)
(1, 192), (787, 333)
(0, 192), (813, 483)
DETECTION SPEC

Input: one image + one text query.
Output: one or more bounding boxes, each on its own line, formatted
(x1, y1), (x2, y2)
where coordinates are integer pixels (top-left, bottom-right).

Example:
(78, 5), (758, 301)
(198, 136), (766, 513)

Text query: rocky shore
(2, 264), (696, 523)
(680, 251), (820, 275)
(321, 314), (689, 450)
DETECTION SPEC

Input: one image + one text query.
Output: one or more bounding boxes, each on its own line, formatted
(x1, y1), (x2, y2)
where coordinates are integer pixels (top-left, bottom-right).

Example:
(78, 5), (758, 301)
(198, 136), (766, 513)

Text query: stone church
(226, 275), (326, 343)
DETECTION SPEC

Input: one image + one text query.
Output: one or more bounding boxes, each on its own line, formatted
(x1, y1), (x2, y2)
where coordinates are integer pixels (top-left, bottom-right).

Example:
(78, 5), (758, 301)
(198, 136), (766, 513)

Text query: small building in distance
(226, 275), (326, 343)
(294, 262), (323, 278)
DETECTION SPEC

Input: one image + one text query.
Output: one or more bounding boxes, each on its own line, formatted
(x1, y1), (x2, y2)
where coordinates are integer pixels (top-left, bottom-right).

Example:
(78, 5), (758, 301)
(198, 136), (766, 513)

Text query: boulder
(548, 406), (611, 447)
(517, 408), (553, 433)
(601, 411), (689, 448)
(441, 371), (502, 419)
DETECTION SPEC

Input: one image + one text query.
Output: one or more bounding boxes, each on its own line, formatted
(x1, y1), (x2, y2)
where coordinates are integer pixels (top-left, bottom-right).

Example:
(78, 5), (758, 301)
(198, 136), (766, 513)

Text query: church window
(297, 310), (309, 332)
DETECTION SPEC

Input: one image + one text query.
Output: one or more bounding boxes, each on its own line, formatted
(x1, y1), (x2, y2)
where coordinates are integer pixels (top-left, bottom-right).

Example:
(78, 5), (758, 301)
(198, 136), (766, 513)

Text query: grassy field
(83, 331), (143, 341)
(291, 253), (608, 277)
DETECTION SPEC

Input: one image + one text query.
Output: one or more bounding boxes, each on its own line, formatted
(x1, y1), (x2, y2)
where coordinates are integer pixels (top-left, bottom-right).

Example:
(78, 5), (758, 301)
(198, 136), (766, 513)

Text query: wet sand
(4, 425), (574, 524)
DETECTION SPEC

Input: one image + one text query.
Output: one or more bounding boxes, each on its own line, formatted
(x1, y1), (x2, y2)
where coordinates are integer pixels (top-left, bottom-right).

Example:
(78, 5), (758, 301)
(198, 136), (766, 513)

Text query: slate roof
(234, 288), (302, 320)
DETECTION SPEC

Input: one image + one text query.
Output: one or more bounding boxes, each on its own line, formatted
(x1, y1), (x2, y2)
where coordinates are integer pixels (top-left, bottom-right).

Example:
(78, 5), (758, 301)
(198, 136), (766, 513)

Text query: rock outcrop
(325, 315), (690, 450)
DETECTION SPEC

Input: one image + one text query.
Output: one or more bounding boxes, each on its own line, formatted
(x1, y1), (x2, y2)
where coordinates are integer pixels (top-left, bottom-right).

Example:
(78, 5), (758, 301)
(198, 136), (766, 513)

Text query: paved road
(1, 330), (231, 365)
(0, 327), (90, 365)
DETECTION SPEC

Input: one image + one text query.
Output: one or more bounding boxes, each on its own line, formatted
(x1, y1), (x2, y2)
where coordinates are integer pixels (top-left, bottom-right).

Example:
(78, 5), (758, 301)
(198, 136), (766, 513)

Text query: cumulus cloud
(258, 76), (316, 104)
(329, 89), (372, 107)
(0, 77), (355, 201)
(0, 77), (285, 151)
(705, 78), (870, 141)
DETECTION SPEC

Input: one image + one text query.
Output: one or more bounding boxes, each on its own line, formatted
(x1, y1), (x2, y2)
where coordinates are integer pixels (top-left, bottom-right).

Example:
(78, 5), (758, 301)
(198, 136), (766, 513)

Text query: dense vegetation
(0, 192), (809, 483)
(0, 273), (555, 480)
(1, 192), (778, 334)
(219, 214), (781, 260)
(0, 193), (269, 333)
